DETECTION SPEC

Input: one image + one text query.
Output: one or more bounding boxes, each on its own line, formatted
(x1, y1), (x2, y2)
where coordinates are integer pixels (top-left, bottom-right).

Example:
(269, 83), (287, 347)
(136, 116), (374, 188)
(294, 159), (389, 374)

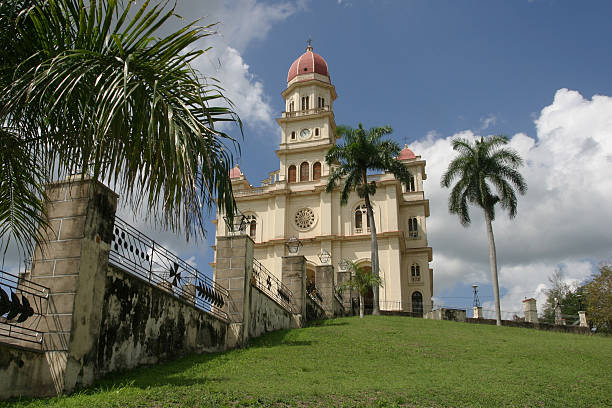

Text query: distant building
(213, 44), (433, 314)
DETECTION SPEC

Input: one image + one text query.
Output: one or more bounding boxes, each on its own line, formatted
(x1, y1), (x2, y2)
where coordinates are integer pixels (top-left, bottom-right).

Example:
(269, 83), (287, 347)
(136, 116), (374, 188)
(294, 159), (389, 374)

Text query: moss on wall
(96, 266), (228, 375)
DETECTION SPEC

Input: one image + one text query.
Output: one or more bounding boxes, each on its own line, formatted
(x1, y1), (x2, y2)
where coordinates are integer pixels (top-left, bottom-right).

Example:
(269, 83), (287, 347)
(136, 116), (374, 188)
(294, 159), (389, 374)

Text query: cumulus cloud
(411, 88), (612, 314)
(177, 0), (303, 129)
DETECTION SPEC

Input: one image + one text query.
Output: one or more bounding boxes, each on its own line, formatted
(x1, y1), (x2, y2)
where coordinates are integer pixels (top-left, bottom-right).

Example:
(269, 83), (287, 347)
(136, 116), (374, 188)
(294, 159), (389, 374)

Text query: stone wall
(248, 285), (296, 339)
(0, 345), (58, 398)
(424, 308), (467, 322)
(466, 318), (591, 334)
(96, 265), (228, 375)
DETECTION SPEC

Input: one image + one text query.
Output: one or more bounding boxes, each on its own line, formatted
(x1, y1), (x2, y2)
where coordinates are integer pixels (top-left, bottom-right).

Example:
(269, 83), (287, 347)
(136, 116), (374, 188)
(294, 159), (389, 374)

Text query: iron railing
(252, 259), (295, 313)
(109, 217), (229, 321)
(281, 106), (330, 118)
(0, 269), (48, 345)
(306, 281), (324, 305)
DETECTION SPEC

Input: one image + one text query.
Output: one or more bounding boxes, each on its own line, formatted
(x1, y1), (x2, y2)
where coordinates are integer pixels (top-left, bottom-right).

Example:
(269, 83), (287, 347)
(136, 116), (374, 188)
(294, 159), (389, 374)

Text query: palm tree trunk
(359, 293), (365, 318)
(364, 192), (380, 315)
(484, 209), (502, 326)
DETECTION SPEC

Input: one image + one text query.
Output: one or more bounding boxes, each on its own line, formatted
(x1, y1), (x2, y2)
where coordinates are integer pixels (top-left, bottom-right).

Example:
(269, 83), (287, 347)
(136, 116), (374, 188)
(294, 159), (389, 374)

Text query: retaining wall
(96, 265), (228, 375)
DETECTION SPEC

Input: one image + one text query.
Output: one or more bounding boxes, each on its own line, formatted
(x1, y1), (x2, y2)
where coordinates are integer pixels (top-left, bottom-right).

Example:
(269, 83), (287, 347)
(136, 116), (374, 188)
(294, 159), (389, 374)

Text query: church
(213, 44), (433, 315)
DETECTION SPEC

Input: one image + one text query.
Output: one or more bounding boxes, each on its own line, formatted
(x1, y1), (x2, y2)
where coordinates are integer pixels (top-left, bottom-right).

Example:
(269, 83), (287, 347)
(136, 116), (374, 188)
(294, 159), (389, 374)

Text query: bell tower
(276, 43), (338, 183)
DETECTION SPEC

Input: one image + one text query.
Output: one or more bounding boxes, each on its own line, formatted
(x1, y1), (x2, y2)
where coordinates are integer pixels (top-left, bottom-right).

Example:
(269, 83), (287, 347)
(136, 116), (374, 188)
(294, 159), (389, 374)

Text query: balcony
(354, 227), (371, 234)
(281, 106), (330, 118)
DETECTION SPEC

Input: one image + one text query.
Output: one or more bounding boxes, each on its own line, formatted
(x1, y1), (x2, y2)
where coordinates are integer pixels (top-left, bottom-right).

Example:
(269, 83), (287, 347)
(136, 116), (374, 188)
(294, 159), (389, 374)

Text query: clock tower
(276, 43), (337, 182)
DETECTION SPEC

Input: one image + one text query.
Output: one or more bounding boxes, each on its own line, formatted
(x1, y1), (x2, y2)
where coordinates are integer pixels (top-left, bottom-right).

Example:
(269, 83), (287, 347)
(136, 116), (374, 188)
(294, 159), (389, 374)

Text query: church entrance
(412, 291), (423, 316)
(350, 265), (374, 315)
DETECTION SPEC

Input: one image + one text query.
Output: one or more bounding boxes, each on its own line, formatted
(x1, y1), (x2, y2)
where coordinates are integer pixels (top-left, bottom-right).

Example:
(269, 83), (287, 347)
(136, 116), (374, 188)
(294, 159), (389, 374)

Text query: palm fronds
(0, 0), (241, 258)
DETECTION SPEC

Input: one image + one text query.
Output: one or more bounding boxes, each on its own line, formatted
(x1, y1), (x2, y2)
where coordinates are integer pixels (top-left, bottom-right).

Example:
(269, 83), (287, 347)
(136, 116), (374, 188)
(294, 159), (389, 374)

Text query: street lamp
(285, 236), (303, 254)
(318, 249), (331, 264)
(223, 210), (247, 235)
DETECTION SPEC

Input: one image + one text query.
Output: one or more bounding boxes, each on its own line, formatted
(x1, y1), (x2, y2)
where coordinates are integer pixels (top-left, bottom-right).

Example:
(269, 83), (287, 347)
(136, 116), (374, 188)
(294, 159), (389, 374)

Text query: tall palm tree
(0, 0), (240, 258)
(325, 124), (412, 315)
(339, 261), (383, 318)
(441, 135), (527, 326)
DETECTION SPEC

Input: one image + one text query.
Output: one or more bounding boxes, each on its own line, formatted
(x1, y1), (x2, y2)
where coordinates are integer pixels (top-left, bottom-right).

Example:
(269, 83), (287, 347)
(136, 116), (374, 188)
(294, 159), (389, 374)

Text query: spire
(306, 37), (313, 52)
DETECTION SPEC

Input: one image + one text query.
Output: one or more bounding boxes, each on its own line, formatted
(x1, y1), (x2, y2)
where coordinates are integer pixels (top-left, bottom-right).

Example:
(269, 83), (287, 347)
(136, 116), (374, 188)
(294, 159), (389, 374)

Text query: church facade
(213, 45), (433, 314)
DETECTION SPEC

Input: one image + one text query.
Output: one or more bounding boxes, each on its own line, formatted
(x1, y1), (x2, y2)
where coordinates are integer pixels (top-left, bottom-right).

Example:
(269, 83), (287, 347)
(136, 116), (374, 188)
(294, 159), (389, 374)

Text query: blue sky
(183, 0), (612, 316)
(5, 0), (612, 317)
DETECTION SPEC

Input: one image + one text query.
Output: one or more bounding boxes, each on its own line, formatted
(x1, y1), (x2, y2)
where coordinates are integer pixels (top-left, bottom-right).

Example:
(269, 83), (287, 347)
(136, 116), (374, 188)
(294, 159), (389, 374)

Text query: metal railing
(0, 269), (49, 345)
(109, 217), (229, 321)
(252, 259), (295, 313)
(281, 106), (330, 118)
(306, 281), (324, 305)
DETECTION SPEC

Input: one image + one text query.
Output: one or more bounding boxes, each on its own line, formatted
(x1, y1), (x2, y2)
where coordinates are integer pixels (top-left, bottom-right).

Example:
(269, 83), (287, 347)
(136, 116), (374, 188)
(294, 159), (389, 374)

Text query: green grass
(4, 316), (612, 407)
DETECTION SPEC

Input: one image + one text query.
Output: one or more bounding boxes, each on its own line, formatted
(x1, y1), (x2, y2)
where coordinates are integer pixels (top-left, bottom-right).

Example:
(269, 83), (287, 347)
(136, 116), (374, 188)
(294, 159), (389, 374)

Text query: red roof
(398, 145), (416, 160)
(287, 45), (329, 83)
(229, 165), (242, 179)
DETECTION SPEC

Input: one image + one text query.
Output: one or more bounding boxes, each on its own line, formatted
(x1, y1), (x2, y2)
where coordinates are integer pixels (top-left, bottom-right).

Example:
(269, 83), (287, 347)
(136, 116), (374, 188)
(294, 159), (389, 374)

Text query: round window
(294, 208), (316, 230)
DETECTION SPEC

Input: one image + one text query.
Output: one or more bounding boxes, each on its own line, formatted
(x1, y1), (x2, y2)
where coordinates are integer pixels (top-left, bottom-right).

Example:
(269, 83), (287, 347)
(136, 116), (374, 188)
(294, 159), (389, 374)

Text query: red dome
(229, 165), (243, 179)
(398, 145), (416, 160)
(287, 45), (329, 83)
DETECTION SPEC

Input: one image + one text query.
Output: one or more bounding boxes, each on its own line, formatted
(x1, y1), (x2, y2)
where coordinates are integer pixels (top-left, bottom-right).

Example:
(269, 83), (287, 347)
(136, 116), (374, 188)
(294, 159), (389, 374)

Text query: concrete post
(214, 235), (254, 347)
(29, 177), (117, 394)
(578, 311), (588, 328)
(315, 265), (335, 318)
(522, 298), (539, 324)
(281, 255), (306, 319)
(472, 306), (483, 319)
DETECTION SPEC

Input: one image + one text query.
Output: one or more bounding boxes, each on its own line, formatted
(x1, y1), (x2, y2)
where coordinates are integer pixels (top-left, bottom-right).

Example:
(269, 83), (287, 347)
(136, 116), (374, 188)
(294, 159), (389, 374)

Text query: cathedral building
(213, 45), (433, 314)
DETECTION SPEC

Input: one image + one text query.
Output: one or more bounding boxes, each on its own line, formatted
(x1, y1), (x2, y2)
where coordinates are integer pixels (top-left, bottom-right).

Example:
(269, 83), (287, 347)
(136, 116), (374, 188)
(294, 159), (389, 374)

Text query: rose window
(294, 208), (315, 230)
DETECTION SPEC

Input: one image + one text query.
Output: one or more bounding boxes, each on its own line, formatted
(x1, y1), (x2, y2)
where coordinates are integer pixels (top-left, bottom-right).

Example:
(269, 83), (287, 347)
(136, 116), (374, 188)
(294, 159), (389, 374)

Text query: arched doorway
(412, 291), (423, 316)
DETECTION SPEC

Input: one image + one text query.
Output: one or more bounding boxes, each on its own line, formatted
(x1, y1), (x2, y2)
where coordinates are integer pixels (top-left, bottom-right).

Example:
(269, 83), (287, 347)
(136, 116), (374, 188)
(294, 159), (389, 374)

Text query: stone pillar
(578, 311), (588, 328)
(282, 255), (306, 319)
(522, 298), (539, 324)
(336, 269), (352, 313)
(315, 265), (335, 318)
(214, 235), (254, 347)
(472, 306), (483, 319)
(29, 177), (117, 394)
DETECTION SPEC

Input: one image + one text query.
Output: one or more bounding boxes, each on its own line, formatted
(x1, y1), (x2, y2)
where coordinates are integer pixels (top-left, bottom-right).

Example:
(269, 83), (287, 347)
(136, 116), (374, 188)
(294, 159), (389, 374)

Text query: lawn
(3, 316), (611, 407)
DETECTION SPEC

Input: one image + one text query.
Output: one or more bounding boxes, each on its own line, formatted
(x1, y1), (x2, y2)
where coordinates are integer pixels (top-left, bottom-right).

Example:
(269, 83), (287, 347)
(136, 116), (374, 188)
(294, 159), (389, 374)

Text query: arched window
(408, 175), (416, 192)
(288, 165), (296, 183)
(249, 220), (256, 239)
(313, 162), (321, 180)
(411, 263), (421, 277)
(408, 217), (418, 239)
(300, 161), (309, 182)
(354, 204), (371, 234)
(412, 291), (423, 315)
(289, 101), (294, 112)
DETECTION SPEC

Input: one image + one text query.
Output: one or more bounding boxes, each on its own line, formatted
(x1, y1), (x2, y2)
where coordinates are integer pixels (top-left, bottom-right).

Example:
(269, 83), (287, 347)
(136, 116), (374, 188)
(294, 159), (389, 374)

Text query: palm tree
(440, 135), (527, 326)
(0, 0), (240, 258)
(325, 124), (412, 315)
(339, 261), (383, 318)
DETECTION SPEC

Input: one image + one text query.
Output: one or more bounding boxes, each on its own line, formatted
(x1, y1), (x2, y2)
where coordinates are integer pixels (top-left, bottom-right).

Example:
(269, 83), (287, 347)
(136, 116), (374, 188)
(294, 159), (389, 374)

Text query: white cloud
(411, 88), (612, 314)
(181, 0), (303, 130)
(480, 113), (497, 130)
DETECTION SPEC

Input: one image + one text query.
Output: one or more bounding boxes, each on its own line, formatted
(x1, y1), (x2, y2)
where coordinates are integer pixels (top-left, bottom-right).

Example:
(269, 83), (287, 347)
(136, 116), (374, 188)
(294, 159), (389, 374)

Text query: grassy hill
(4, 316), (612, 407)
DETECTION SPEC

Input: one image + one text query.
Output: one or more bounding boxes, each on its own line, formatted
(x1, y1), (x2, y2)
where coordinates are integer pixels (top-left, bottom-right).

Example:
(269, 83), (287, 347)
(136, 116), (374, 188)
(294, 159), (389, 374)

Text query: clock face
(300, 128), (311, 139)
